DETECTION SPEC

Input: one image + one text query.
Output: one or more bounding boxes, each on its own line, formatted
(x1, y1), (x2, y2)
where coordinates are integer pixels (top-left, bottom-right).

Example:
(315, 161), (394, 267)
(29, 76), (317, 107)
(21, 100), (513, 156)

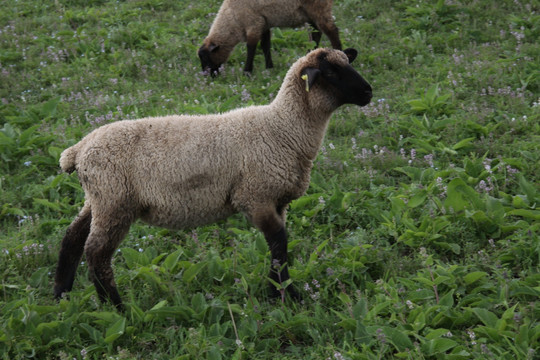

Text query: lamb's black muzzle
(340, 67), (373, 107)
(358, 88), (373, 106)
(317, 57), (373, 107)
(198, 47), (220, 76)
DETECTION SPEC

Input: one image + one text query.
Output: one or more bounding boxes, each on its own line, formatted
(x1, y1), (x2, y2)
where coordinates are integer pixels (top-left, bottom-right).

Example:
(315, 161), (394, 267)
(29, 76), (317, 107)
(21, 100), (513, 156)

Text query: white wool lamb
(54, 48), (372, 310)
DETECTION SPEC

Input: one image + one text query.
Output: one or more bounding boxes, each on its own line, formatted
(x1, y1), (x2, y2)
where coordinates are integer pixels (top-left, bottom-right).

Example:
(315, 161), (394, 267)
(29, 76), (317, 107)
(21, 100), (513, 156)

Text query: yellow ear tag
(301, 74), (309, 92)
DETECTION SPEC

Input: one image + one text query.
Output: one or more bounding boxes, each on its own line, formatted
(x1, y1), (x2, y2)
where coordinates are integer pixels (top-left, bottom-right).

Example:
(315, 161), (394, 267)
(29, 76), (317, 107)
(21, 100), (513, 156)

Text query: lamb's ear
(300, 67), (321, 92)
(209, 43), (220, 53)
(343, 48), (358, 63)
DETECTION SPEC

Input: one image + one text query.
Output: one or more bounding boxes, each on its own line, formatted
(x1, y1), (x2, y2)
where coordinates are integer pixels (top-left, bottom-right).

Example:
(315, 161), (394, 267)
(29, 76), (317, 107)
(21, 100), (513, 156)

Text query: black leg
(309, 23), (322, 48)
(265, 227), (301, 301)
(250, 206), (300, 301)
(54, 206), (92, 299)
(267, 227), (288, 284)
(84, 218), (131, 311)
(319, 22), (342, 50)
(260, 30), (273, 69)
(244, 41), (258, 73)
(88, 258), (125, 311)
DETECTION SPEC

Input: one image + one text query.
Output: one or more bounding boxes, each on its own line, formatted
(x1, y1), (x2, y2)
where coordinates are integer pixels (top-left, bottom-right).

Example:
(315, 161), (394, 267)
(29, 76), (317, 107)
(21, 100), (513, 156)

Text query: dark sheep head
(198, 40), (233, 76)
(301, 48), (373, 107)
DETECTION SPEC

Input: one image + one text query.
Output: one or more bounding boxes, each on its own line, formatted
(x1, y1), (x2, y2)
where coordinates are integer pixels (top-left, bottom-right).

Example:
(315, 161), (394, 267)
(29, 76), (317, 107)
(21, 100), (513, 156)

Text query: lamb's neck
(268, 96), (334, 161)
(209, 7), (243, 46)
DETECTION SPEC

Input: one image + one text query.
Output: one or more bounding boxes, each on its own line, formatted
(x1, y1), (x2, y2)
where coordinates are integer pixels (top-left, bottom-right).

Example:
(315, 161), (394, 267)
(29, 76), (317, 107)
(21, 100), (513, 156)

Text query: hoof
(53, 285), (70, 300)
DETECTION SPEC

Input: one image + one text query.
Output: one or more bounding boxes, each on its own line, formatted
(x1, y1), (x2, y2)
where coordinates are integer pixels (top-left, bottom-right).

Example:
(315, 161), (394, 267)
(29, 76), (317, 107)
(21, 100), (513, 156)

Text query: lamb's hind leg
(84, 214), (132, 311)
(318, 20), (342, 50)
(319, 22), (341, 50)
(54, 204), (92, 299)
(309, 22), (322, 48)
(250, 205), (300, 300)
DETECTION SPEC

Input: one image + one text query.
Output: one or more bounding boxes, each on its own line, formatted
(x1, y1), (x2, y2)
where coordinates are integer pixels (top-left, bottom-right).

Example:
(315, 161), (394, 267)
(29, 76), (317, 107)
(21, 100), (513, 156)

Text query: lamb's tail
(59, 142), (83, 174)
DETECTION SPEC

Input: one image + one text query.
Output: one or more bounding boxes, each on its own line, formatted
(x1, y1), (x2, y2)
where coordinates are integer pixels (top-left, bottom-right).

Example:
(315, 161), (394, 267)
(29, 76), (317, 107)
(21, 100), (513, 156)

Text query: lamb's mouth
(359, 91), (373, 106)
(203, 66), (221, 77)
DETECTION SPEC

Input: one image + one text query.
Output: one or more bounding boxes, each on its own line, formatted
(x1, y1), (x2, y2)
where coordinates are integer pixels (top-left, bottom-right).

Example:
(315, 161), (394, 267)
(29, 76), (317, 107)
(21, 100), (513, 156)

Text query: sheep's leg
(251, 207), (300, 300)
(311, 18), (341, 50)
(318, 21), (342, 50)
(54, 204), (92, 299)
(260, 30), (273, 69)
(84, 218), (131, 311)
(309, 22), (322, 48)
(244, 42), (257, 73)
(244, 30), (262, 73)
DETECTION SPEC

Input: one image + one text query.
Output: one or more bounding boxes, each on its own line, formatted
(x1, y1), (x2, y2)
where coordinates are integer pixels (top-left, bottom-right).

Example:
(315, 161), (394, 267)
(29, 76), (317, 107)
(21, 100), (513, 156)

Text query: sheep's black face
(302, 49), (372, 107)
(319, 58), (372, 107)
(198, 43), (222, 76)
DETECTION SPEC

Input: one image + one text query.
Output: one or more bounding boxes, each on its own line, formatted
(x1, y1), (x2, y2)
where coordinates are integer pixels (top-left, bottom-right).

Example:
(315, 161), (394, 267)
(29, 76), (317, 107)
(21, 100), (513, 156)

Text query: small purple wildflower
(467, 329), (477, 345)
(506, 165), (518, 175)
(481, 344), (493, 355)
(406, 300), (414, 309)
(304, 281), (320, 301)
(452, 49), (464, 64)
(376, 328), (387, 344)
(359, 98), (390, 118)
(240, 85), (251, 102)
(436, 177), (447, 198)
(400, 148), (406, 158)
(476, 179), (493, 193)
(424, 154), (434, 167)
(191, 230), (199, 245)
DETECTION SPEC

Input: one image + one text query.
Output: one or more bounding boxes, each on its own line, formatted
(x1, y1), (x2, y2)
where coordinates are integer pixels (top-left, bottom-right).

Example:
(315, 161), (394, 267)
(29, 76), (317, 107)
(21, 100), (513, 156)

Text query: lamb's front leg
(260, 30), (273, 69)
(244, 41), (257, 73)
(244, 29), (263, 73)
(250, 205), (300, 301)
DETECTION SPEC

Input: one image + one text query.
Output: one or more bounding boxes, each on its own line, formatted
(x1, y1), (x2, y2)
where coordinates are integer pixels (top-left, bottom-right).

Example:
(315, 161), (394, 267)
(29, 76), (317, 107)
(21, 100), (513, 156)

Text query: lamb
(198, 0), (342, 74)
(54, 48), (372, 310)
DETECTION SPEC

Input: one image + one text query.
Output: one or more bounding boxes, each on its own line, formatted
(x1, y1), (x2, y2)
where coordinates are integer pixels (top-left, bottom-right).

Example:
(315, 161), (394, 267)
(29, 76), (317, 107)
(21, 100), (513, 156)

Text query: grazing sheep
(54, 48), (372, 310)
(198, 0), (342, 74)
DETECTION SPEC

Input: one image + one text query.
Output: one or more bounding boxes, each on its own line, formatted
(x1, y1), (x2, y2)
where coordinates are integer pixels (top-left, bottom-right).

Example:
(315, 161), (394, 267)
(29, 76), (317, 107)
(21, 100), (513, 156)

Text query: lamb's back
(226, 0), (307, 29)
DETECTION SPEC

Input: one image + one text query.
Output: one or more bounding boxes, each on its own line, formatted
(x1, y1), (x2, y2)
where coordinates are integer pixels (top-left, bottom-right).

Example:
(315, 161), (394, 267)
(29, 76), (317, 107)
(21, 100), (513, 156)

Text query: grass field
(1, 0), (539, 359)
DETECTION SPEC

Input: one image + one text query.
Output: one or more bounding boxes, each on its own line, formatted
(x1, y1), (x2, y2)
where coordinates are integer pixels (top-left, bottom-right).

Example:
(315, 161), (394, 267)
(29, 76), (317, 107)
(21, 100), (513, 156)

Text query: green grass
(1, 0), (539, 359)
